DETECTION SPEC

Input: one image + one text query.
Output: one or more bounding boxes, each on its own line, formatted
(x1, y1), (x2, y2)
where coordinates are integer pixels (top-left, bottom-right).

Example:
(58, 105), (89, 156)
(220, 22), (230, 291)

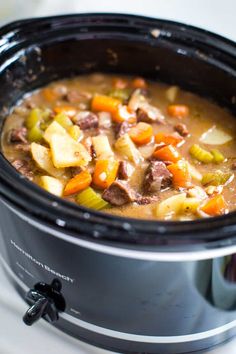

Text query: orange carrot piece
(112, 77), (128, 89)
(201, 195), (227, 216)
(167, 160), (191, 188)
(167, 105), (189, 119)
(42, 88), (59, 102)
(132, 77), (147, 89)
(64, 170), (92, 196)
(129, 122), (153, 145)
(153, 145), (181, 163)
(54, 105), (77, 118)
(113, 105), (136, 124)
(91, 95), (121, 115)
(93, 160), (119, 189)
(155, 132), (184, 146)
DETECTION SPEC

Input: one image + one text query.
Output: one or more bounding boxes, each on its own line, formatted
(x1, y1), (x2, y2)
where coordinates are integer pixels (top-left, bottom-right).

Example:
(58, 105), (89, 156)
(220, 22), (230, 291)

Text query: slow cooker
(0, 13), (236, 354)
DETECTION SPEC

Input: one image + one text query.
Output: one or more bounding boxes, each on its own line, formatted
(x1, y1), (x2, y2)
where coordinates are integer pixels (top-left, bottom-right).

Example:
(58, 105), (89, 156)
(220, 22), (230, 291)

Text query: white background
(0, 0), (236, 353)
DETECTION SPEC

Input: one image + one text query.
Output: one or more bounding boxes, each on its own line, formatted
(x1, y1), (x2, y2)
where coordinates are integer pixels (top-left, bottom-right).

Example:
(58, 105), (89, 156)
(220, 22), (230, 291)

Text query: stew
(2, 73), (236, 220)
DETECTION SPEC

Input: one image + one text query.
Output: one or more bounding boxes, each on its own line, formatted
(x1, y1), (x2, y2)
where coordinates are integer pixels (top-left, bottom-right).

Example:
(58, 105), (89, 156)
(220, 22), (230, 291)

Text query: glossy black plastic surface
(23, 279), (65, 325)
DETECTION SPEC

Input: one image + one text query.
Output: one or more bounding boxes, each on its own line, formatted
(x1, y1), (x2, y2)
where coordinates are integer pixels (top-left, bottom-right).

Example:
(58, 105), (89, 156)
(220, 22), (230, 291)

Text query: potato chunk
(92, 135), (114, 160)
(50, 134), (91, 168)
(31, 142), (65, 177)
(40, 176), (64, 196)
(155, 193), (186, 219)
(44, 121), (68, 143)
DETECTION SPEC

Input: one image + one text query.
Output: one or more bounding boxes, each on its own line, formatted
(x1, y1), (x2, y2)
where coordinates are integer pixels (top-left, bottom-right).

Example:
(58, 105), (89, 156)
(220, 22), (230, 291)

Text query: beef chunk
(12, 159), (33, 180)
(143, 161), (172, 193)
(137, 105), (165, 124)
(8, 127), (28, 144)
(231, 162), (236, 170)
(118, 161), (134, 180)
(73, 111), (98, 130)
(66, 89), (92, 103)
(174, 123), (189, 137)
(14, 143), (31, 153)
(102, 180), (136, 206)
(115, 121), (132, 138)
(70, 166), (83, 177)
(136, 195), (159, 205)
(118, 161), (129, 180)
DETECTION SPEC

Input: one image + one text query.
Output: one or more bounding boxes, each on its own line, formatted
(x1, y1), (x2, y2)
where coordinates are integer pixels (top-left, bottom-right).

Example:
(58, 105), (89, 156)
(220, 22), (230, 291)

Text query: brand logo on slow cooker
(10, 240), (74, 283)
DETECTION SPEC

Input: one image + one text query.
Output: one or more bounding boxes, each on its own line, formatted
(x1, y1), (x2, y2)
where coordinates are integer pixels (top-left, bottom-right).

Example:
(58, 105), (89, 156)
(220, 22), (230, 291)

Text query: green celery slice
(189, 144), (213, 163)
(201, 171), (234, 186)
(28, 125), (43, 142)
(54, 112), (73, 129)
(76, 187), (110, 210)
(210, 149), (225, 164)
(109, 88), (131, 101)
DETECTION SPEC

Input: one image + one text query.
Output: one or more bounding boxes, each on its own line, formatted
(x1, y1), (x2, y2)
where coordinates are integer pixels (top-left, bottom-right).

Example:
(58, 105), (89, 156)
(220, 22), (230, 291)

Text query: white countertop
(0, 0), (236, 353)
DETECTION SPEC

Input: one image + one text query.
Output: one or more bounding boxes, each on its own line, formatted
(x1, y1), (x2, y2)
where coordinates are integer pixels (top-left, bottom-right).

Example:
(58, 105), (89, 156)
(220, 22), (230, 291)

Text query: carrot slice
(129, 122), (153, 145)
(113, 105), (136, 124)
(155, 132), (184, 146)
(167, 160), (191, 188)
(91, 95), (121, 115)
(167, 105), (189, 119)
(54, 105), (77, 118)
(153, 145), (181, 162)
(112, 77), (128, 89)
(64, 170), (92, 196)
(42, 88), (59, 102)
(132, 77), (147, 89)
(93, 159), (119, 189)
(201, 195), (227, 216)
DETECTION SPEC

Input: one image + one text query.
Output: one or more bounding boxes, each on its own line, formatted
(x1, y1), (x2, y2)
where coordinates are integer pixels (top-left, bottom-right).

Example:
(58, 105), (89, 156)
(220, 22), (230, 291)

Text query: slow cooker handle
(23, 279), (66, 326)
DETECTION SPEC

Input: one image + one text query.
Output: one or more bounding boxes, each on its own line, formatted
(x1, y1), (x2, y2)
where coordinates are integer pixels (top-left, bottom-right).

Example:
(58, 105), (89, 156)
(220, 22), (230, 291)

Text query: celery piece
(68, 125), (82, 141)
(28, 125), (43, 142)
(189, 144), (213, 163)
(54, 112), (73, 129)
(109, 88), (131, 101)
(76, 187), (109, 210)
(26, 108), (42, 129)
(210, 149), (225, 164)
(201, 171), (234, 186)
(40, 120), (53, 131)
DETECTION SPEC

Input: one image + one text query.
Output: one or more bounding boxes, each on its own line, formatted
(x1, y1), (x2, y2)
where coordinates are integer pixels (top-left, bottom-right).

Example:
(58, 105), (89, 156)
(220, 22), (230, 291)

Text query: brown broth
(2, 73), (236, 220)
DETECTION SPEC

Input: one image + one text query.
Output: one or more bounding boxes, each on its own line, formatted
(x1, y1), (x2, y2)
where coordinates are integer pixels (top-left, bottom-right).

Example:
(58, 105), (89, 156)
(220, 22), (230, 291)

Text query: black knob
(23, 297), (49, 325)
(23, 279), (66, 326)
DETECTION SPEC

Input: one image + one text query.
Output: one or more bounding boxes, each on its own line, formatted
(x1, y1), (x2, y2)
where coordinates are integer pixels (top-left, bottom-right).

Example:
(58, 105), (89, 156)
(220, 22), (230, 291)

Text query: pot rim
(0, 13), (236, 248)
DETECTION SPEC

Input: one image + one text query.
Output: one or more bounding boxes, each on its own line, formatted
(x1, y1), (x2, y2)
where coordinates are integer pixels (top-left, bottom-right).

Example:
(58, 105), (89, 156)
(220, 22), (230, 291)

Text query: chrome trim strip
(2, 200), (236, 261)
(1, 255), (235, 344)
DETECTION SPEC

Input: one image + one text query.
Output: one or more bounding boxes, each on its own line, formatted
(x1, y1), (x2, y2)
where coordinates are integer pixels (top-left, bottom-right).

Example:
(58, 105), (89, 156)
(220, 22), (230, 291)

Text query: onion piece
(200, 126), (233, 145)
(187, 162), (202, 181)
